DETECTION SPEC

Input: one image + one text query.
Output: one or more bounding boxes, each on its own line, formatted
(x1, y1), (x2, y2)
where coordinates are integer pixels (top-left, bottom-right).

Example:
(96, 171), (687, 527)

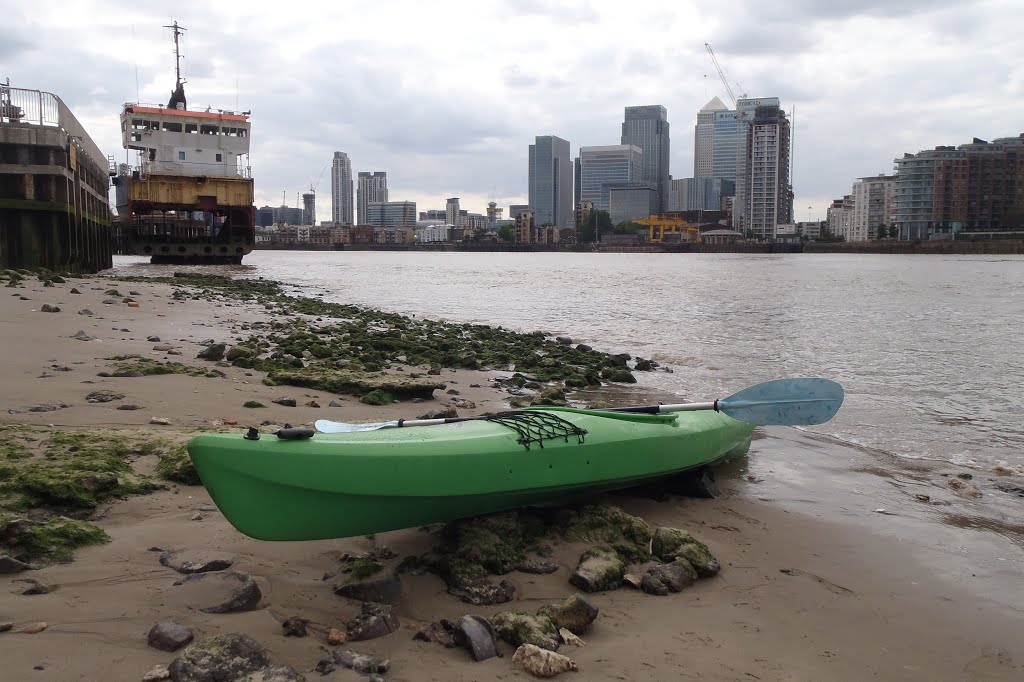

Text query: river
(114, 251), (1024, 472)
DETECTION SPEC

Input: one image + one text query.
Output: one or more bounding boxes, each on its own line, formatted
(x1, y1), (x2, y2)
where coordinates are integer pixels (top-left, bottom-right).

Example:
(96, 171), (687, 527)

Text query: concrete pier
(1, 83), (112, 273)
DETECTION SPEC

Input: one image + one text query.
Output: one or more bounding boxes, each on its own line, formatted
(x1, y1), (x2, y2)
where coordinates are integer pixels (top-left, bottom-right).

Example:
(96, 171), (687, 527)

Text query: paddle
(314, 377), (844, 433)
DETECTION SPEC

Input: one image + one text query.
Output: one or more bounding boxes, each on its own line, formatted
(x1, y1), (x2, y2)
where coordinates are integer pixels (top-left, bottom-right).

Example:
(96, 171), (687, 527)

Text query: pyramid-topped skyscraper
(694, 96), (728, 178)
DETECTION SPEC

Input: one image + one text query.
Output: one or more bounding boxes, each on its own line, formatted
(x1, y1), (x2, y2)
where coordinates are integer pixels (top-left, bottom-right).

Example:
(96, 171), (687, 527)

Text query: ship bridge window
(185, 123), (198, 134)
(162, 122), (183, 132)
(238, 129), (247, 138)
(200, 124), (220, 135)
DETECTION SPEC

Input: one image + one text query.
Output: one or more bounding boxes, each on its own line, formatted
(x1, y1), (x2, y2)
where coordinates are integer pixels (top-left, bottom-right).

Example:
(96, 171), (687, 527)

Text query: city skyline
(3, 1), (1020, 223)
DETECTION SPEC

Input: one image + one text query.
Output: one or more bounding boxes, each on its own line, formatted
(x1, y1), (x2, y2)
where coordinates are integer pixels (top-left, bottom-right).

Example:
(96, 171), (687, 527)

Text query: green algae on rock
(0, 515), (109, 563)
(490, 611), (561, 651)
(268, 368), (444, 401)
(561, 504), (652, 564)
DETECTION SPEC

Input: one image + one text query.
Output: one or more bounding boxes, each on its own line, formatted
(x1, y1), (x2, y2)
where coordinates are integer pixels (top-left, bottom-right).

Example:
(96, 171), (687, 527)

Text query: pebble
(150, 417), (172, 425)
(142, 664), (170, 681)
(18, 622), (48, 634)
(190, 512), (203, 521)
(327, 628), (347, 645)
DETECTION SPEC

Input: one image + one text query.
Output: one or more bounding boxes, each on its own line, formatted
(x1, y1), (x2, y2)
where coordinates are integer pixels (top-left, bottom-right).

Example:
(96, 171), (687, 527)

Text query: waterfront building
(826, 196), (853, 240)
(420, 209), (447, 221)
(578, 145), (644, 212)
(575, 200), (593, 229)
(694, 96), (728, 178)
(357, 171), (388, 225)
(416, 224), (449, 243)
(272, 205), (304, 225)
(331, 151), (354, 224)
(509, 204), (531, 221)
(573, 156), (582, 207)
(621, 105), (670, 213)
(0, 81), (112, 272)
(256, 205), (275, 227)
(445, 197), (460, 226)
(851, 174), (895, 241)
(608, 184), (658, 225)
(670, 177), (735, 212)
(796, 221), (823, 239)
(364, 200), (416, 229)
(892, 134), (1023, 240)
(528, 135), (572, 227)
(302, 192), (315, 226)
(733, 101), (792, 239)
(514, 209), (535, 243)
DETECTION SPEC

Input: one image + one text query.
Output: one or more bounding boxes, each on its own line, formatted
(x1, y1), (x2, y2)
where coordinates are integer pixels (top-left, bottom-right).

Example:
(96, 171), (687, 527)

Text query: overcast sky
(4, 0), (1022, 222)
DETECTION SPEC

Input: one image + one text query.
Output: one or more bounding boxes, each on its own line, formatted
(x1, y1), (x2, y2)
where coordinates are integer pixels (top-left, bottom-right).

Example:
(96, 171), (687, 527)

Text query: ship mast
(163, 21), (188, 110)
(164, 21), (187, 86)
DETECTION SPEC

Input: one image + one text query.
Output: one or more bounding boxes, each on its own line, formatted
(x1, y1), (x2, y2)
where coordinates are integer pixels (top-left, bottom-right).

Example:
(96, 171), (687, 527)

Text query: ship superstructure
(112, 22), (254, 263)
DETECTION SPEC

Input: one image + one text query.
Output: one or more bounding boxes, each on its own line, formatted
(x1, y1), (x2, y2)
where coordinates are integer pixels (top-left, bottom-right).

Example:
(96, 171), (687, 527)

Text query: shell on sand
(512, 643), (578, 678)
(558, 628), (586, 647)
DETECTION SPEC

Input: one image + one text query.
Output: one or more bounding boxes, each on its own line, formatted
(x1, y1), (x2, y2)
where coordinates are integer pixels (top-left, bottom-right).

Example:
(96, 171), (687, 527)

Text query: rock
(167, 633), (270, 682)
(334, 575), (402, 604)
(12, 578), (51, 595)
(531, 386), (567, 407)
(413, 620), (456, 648)
(153, 344), (176, 351)
(328, 400), (344, 407)
(102, 298), (119, 305)
(640, 560), (697, 595)
(147, 622), (194, 651)
(196, 343), (226, 361)
(130, 290), (141, 296)
(569, 547), (625, 593)
(536, 594), (599, 635)
(143, 664), (171, 681)
(281, 616), (309, 637)
(70, 288), (82, 294)
(73, 330), (96, 341)
(417, 407), (458, 419)
(0, 622), (12, 633)
(190, 512), (203, 521)
(271, 397), (297, 407)
(117, 404), (144, 411)
(40, 304), (60, 313)
(0, 554), (32, 574)
(512, 643), (578, 678)
(159, 550), (235, 574)
(226, 346), (256, 362)
(18, 622), (47, 634)
(491, 611), (560, 651)
(622, 573), (643, 589)
(651, 527), (720, 577)
(559, 628), (585, 647)
(555, 336), (572, 345)
(452, 577), (516, 606)
(304, 400), (320, 408)
(77, 309), (94, 316)
(315, 648), (390, 676)
(948, 478), (982, 498)
(174, 570), (262, 613)
(150, 417), (172, 425)
(455, 615), (499, 661)
(86, 390), (125, 403)
(347, 601), (400, 641)
(147, 336), (161, 342)
(327, 628), (347, 646)
(104, 289), (122, 296)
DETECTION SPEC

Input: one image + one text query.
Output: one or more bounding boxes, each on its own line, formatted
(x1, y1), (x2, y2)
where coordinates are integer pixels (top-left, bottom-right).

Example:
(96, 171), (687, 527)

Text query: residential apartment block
(356, 171), (388, 225)
(331, 151), (354, 224)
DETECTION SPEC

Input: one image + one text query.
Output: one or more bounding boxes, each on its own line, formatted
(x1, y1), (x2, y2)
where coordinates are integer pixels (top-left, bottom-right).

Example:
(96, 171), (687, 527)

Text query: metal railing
(2, 79), (109, 172)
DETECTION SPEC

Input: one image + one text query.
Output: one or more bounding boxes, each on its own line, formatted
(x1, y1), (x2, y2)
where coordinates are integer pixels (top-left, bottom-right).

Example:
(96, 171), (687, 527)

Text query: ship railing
(137, 160), (253, 179)
(122, 101), (249, 118)
(2, 79), (109, 173)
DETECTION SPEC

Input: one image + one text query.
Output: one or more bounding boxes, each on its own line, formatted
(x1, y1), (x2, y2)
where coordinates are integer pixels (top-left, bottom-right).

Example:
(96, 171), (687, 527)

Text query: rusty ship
(112, 22), (254, 264)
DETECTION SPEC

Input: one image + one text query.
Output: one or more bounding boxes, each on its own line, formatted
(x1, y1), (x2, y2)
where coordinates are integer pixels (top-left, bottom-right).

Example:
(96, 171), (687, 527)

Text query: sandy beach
(1, 271), (1022, 681)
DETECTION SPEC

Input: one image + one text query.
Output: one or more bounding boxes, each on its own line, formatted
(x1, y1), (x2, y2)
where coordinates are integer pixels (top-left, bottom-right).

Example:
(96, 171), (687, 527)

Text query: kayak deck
(187, 407), (754, 540)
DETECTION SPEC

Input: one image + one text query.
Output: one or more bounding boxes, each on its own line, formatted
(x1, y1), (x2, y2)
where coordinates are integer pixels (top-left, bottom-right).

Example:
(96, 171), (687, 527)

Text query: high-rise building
(851, 175), (895, 241)
(694, 97), (728, 178)
(256, 205), (275, 227)
(331, 152), (354, 224)
(528, 135), (572, 227)
(621, 105), (670, 213)
(272, 205), (304, 225)
(445, 197), (460, 226)
(733, 102), (792, 239)
(364, 200), (416, 229)
(573, 156), (582, 207)
(302, 192), (315, 225)
(578, 145), (644, 212)
(608, 185), (658, 225)
(486, 202), (502, 225)
(670, 177), (735, 212)
(357, 172), (388, 224)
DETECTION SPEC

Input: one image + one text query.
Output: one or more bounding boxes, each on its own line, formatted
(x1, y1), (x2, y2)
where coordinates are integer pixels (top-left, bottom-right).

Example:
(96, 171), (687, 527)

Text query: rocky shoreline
(1, 266), (1022, 681)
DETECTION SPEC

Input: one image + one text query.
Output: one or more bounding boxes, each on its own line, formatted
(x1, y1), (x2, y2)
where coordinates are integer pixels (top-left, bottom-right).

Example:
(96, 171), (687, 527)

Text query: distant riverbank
(254, 238), (1024, 255)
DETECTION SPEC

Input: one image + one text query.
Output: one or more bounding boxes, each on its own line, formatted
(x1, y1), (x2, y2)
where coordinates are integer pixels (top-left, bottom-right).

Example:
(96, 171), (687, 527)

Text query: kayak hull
(186, 407), (754, 541)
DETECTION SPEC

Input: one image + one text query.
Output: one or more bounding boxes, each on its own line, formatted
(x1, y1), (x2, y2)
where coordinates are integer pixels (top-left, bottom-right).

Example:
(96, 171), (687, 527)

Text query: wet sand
(1, 273), (1022, 680)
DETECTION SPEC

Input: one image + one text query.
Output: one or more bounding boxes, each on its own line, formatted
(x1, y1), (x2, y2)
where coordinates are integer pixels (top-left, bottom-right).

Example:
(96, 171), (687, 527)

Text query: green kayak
(186, 407), (754, 541)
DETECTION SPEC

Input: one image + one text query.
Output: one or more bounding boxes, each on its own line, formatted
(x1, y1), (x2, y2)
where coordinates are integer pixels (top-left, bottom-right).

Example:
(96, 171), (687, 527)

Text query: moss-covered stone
(268, 368), (444, 401)
(490, 611), (560, 651)
(536, 594), (599, 635)
(243, 401), (266, 409)
(652, 527), (720, 577)
(359, 390), (393, 406)
(569, 546), (625, 593)
(99, 355), (209, 378)
(0, 515), (109, 563)
(562, 504), (652, 564)
(155, 447), (200, 485)
(600, 367), (637, 384)
(531, 386), (567, 407)
(225, 345), (257, 362)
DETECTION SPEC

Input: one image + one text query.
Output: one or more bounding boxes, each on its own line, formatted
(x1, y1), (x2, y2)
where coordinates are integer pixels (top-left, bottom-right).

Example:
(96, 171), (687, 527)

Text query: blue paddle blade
(717, 378), (844, 426)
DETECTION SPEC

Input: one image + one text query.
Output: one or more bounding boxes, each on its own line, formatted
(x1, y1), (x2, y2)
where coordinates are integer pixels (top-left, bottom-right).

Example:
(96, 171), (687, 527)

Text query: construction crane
(704, 42), (746, 105)
(309, 162), (328, 196)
